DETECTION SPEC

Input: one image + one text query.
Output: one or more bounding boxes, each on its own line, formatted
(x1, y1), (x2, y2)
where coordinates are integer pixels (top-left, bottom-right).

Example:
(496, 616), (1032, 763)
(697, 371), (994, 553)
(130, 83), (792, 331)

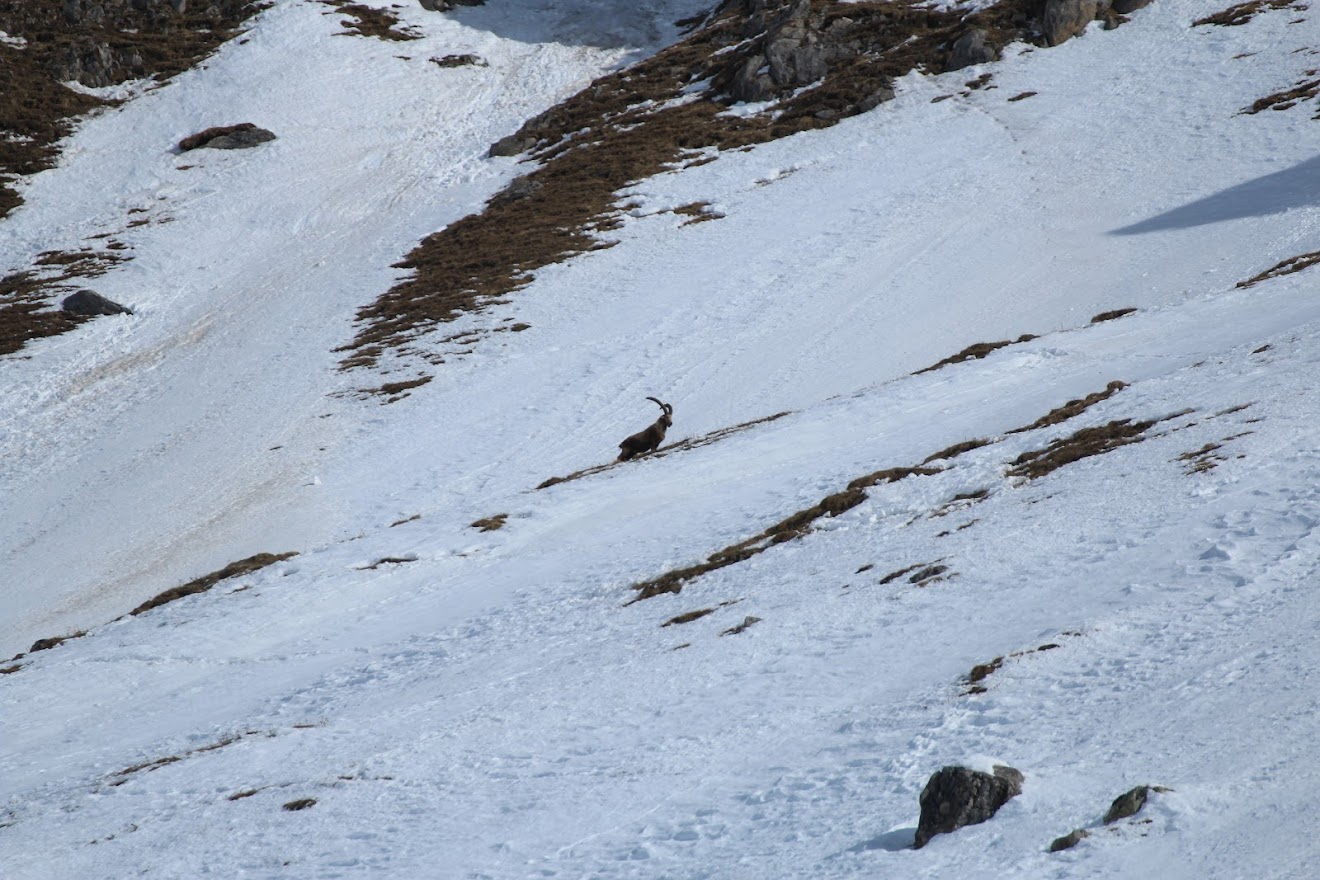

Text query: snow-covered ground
(3, 0), (1320, 877)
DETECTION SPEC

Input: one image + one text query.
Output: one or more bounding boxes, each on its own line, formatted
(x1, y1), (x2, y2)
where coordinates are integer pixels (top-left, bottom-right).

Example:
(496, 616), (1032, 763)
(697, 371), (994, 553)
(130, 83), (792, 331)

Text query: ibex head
(617, 396), (673, 461)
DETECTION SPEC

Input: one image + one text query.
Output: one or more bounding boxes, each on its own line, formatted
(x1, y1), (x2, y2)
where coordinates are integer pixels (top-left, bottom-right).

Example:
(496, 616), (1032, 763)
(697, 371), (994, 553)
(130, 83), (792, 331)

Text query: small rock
(1049, 828), (1090, 852)
(915, 764), (1024, 848)
(62, 289), (133, 316)
(488, 132), (537, 158)
(1103, 785), (1156, 823)
(178, 123), (276, 152)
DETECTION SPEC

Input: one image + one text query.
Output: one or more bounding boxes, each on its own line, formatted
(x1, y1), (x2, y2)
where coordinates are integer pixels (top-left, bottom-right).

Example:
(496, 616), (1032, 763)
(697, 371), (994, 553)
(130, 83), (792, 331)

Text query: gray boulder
(1112, 0), (1152, 11)
(1103, 785), (1168, 823)
(62, 289), (133, 317)
(947, 30), (999, 72)
(914, 764), (1024, 848)
(488, 132), (537, 158)
(1042, 0), (1099, 46)
(178, 123), (276, 152)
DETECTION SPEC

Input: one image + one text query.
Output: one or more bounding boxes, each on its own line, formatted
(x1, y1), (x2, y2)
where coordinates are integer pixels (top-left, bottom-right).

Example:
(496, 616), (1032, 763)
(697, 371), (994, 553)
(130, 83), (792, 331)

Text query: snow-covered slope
(3, 0), (1320, 877)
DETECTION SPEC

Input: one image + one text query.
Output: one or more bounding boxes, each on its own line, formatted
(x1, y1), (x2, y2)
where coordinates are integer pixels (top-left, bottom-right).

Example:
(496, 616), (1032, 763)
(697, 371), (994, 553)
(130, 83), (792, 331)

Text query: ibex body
(618, 397), (673, 461)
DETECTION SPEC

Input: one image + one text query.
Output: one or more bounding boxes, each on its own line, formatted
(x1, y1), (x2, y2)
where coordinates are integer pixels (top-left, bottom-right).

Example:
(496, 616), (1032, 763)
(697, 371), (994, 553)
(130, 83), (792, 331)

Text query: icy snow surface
(3, 0), (1320, 877)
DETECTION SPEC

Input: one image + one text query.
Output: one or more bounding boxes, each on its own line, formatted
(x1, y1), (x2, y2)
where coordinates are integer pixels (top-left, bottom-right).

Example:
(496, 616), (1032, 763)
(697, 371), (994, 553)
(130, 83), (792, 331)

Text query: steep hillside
(3, 0), (1320, 877)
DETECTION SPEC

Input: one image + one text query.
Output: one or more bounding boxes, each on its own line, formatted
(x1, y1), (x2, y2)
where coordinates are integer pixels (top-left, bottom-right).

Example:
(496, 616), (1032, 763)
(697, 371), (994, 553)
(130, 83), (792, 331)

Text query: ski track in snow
(3, 0), (1320, 877)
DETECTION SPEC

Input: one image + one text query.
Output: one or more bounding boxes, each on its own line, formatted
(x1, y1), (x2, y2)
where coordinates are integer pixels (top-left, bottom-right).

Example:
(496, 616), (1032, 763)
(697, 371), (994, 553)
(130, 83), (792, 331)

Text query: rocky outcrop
(914, 764), (1024, 848)
(1042, 0), (1100, 46)
(947, 29), (999, 71)
(61, 290), (133, 316)
(178, 124), (276, 151)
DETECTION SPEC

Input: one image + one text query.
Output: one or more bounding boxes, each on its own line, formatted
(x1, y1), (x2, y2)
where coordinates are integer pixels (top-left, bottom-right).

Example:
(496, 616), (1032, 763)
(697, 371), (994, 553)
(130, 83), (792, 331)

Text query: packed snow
(3, 0), (1320, 877)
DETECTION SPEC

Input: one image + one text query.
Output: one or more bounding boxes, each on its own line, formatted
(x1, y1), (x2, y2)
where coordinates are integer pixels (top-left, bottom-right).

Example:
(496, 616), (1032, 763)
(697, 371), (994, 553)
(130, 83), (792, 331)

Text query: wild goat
(617, 397), (673, 461)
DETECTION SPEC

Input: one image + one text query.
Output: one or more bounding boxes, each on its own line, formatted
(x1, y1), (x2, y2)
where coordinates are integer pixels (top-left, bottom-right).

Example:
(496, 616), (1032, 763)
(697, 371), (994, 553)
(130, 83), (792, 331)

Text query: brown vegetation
(1194, 0), (1303, 26)
(321, 1), (419, 41)
(471, 513), (508, 531)
(1236, 251), (1320, 288)
(1007, 417), (1158, 480)
(1090, 307), (1137, 323)
(338, 0), (1057, 375)
(130, 552), (298, 616)
(1242, 77), (1320, 115)
(914, 335), (1038, 375)
(963, 642), (1060, 694)
(1006, 381), (1127, 434)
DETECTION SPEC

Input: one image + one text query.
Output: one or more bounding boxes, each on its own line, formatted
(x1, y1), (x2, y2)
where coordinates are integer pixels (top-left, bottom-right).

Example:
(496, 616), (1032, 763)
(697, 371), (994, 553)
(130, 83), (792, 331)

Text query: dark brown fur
(618, 397), (673, 461)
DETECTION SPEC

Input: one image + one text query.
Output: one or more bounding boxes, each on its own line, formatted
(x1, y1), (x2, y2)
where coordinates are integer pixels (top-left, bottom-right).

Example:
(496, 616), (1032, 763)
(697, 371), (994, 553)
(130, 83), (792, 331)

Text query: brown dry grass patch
(914, 335), (1037, 375)
(1090, 307), (1137, 323)
(1194, 0), (1303, 26)
(130, 552), (298, 616)
(1006, 380), (1127, 434)
(631, 464), (937, 600)
(1236, 251), (1320, 288)
(322, 1), (419, 41)
(1007, 417), (1157, 479)
(471, 513), (508, 531)
(963, 641), (1060, 694)
(0, 0), (260, 217)
(1, 249), (127, 357)
(0, 1), (259, 354)
(1242, 77), (1320, 115)
(338, 0), (1054, 376)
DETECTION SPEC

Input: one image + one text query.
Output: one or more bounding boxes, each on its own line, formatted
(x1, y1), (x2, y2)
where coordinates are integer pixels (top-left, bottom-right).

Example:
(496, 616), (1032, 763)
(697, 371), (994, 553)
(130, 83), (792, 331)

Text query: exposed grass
(1242, 77), (1320, 115)
(631, 464), (938, 601)
(1236, 251), (1320, 288)
(1006, 380), (1127, 434)
(129, 552), (298, 616)
(0, 0), (260, 355)
(321, 0), (419, 41)
(1194, 0), (1303, 26)
(338, 0), (1056, 377)
(431, 53), (486, 68)
(111, 733), (246, 782)
(1007, 417), (1159, 480)
(537, 411), (791, 490)
(914, 335), (1038, 375)
(720, 615), (761, 636)
(921, 438), (993, 465)
(28, 630), (88, 654)
(1, 250), (127, 358)
(471, 513), (508, 532)
(963, 641), (1061, 694)
(1090, 307), (1137, 323)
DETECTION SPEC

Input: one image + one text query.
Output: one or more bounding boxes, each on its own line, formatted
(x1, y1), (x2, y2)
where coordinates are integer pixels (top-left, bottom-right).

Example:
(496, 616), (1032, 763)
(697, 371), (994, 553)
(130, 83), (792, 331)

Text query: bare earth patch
(1194, 0), (1306, 27)
(1236, 251), (1320, 288)
(129, 552), (298, 616)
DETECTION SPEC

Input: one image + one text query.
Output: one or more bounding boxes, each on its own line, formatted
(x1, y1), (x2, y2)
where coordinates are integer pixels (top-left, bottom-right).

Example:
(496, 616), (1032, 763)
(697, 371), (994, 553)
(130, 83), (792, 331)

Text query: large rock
(1042, 0), (1099, 46)
(178, 123), (276, 151)
(1112, 0), (1152, 12)
(947, 29), (999, 72)
(61, 289), (133, 316)
(914, 764), (1024, 848)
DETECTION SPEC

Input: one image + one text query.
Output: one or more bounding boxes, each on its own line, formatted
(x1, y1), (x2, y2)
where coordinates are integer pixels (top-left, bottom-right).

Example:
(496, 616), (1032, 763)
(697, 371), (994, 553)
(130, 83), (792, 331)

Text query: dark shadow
(848, 825), (916, 852)
(1110, 155), (1320, 235)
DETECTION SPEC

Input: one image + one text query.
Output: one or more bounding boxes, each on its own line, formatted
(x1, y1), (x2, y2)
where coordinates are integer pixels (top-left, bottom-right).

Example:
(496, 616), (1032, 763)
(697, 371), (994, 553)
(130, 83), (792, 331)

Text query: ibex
(617, 396), (673, 461)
